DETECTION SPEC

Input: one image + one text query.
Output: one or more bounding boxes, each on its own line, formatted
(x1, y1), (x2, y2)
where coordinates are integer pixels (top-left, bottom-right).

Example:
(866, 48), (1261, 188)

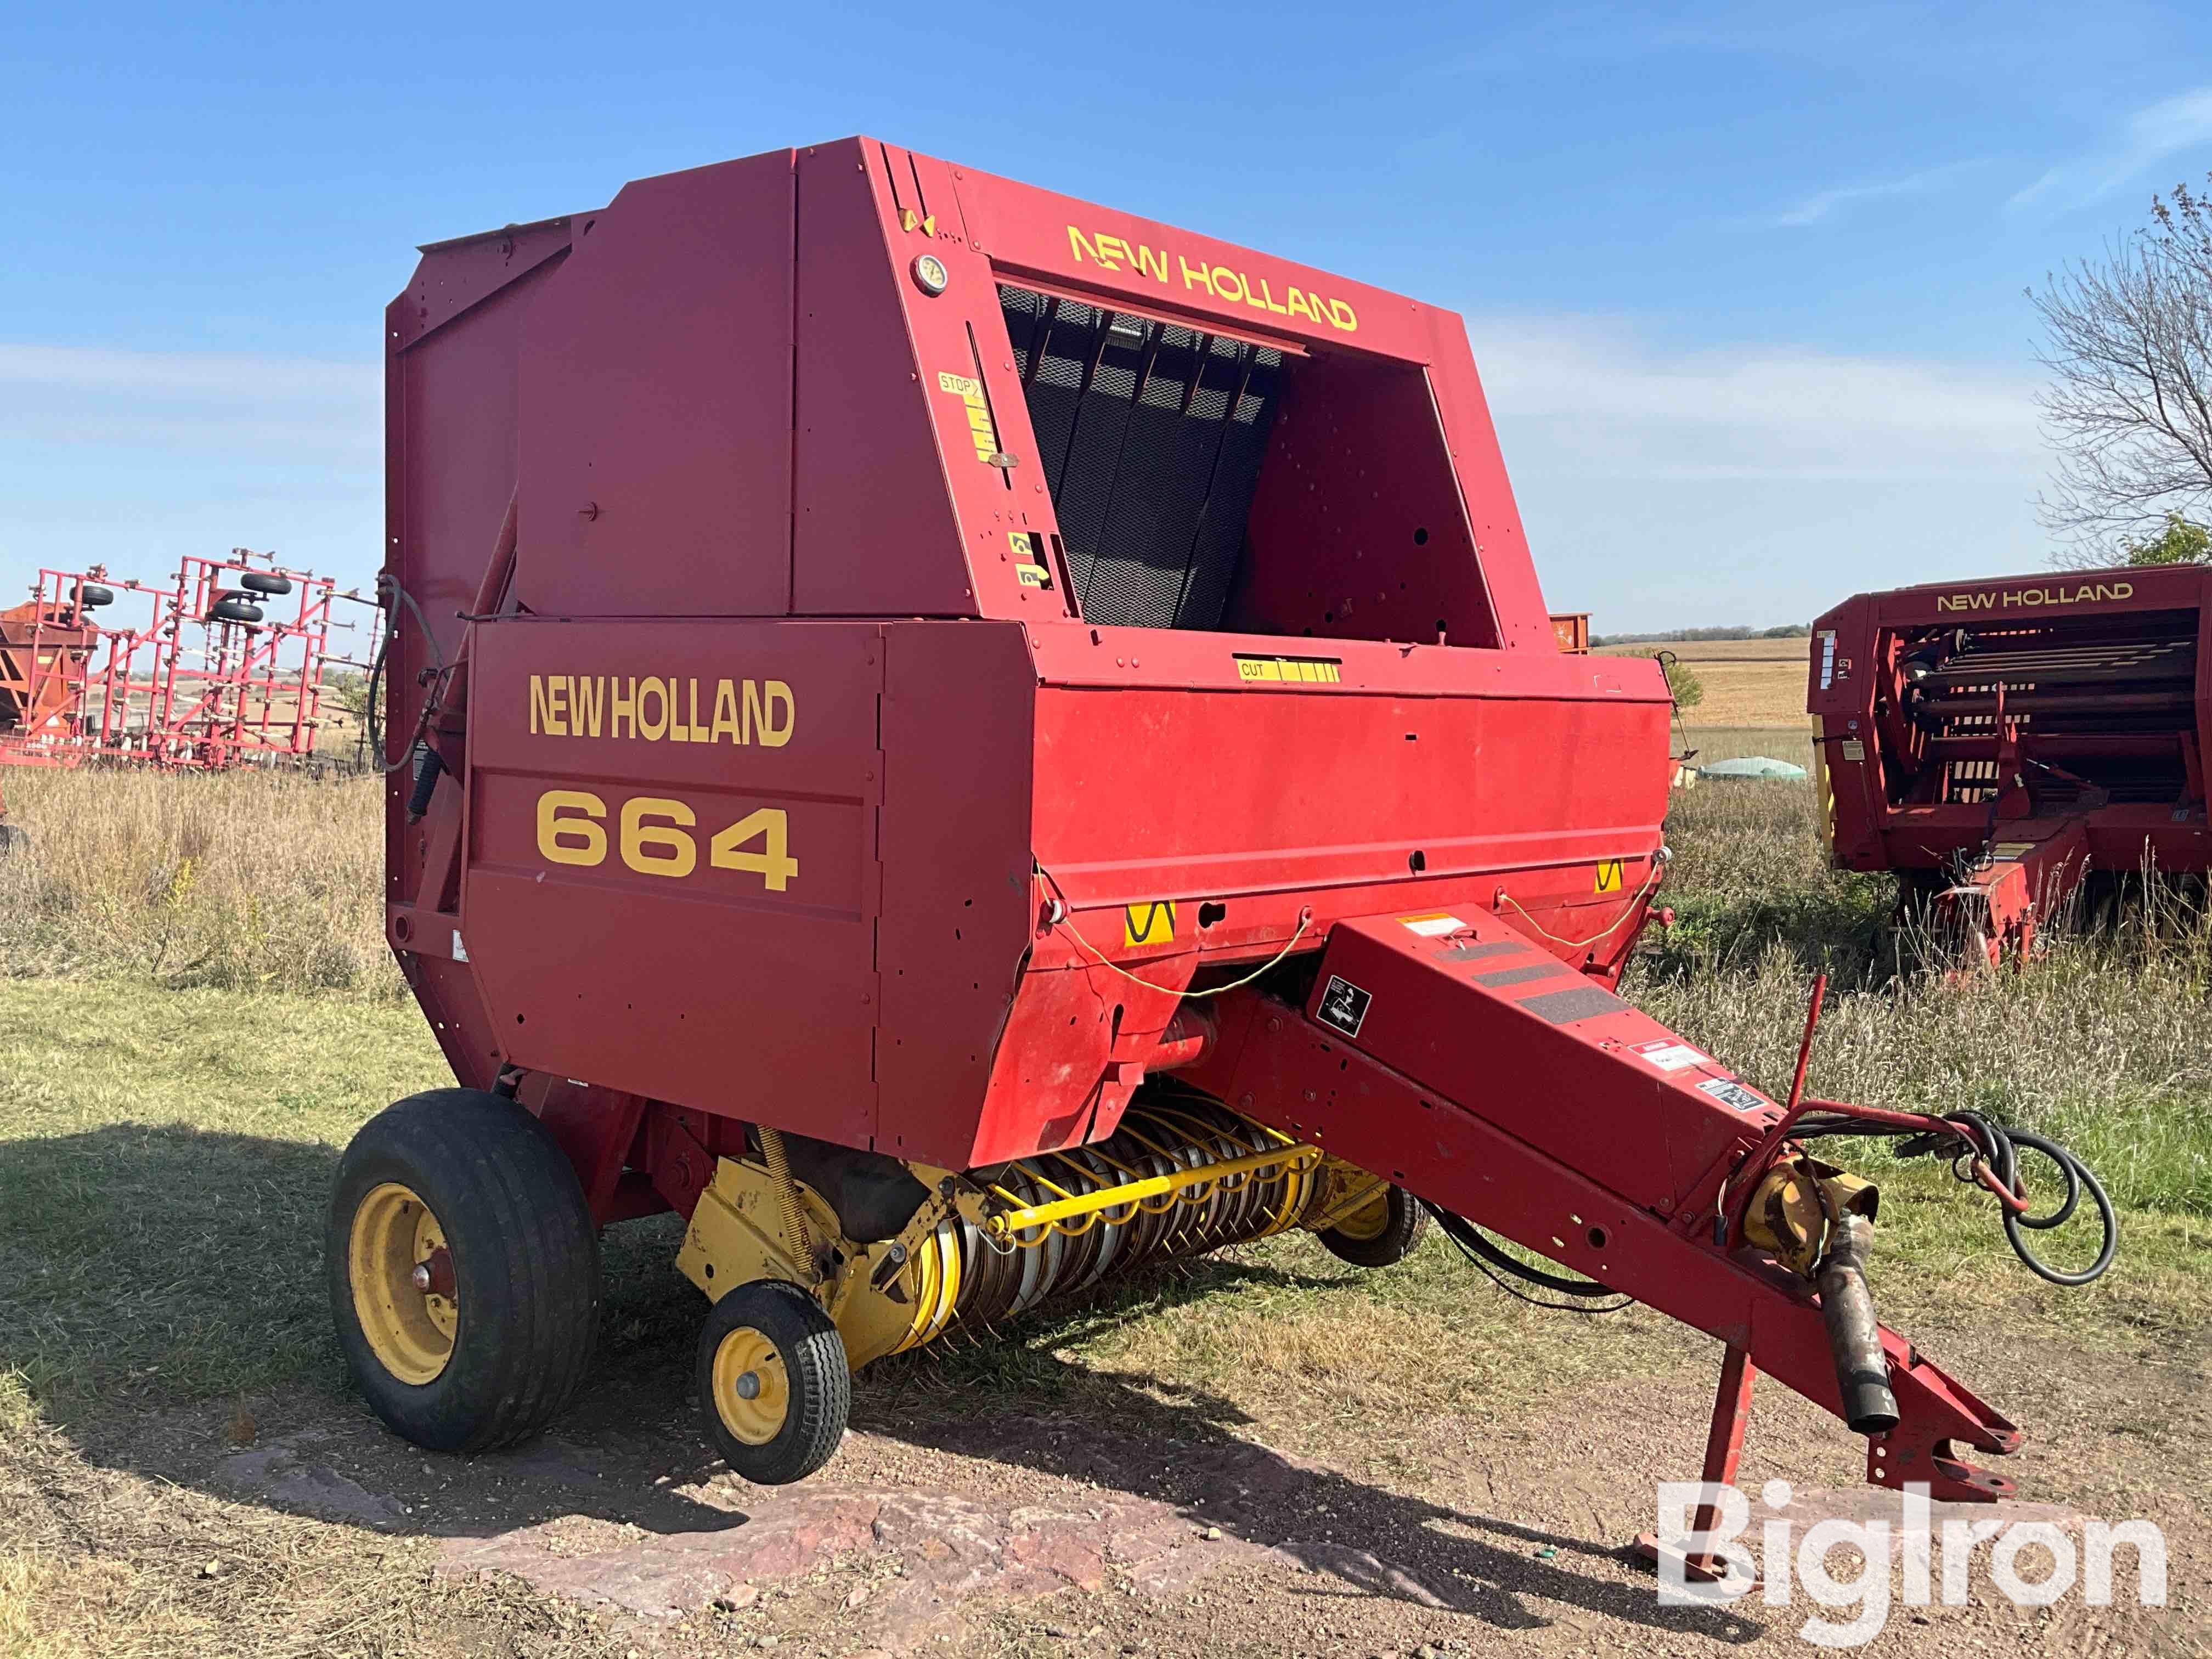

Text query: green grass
(2, 770), (2208, 1445)
(0, 984), (701, 1416)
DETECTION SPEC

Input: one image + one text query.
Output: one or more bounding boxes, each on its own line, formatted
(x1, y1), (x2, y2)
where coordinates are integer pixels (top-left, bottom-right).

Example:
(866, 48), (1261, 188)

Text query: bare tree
(2033, 179), (2212, 567)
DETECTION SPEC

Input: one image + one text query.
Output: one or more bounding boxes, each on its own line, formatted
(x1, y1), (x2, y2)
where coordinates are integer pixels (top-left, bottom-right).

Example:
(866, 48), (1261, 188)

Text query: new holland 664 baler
(337, 139), (2111, 1508)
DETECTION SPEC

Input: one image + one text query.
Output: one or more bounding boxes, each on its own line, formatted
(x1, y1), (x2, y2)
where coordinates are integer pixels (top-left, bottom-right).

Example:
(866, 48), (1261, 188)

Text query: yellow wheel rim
(711, 1326), (789, 1445)
(347, 1182), (456, 1385)
(1333, 1188), (1393, 1243)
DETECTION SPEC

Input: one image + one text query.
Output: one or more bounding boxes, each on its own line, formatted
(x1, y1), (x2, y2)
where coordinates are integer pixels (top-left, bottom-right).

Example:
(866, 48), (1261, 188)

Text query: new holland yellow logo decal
(1124, 901), (1176, 948)
(1065, 225), (1359, 334)
(1936, 580), (2133, 613)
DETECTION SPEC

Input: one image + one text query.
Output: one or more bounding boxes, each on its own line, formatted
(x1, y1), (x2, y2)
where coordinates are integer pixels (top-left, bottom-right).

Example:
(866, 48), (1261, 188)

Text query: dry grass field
(1, 764), (2208, 1655)
(1594, 636), (1814, 730)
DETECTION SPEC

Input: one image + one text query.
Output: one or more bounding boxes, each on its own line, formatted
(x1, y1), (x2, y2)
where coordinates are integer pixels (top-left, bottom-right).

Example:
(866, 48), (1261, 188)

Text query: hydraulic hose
(1793, 1108), (2117, 1288)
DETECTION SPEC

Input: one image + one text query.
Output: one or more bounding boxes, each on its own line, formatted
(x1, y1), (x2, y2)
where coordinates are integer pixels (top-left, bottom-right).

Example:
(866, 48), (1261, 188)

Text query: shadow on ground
(1, 1123), (1763, 1646)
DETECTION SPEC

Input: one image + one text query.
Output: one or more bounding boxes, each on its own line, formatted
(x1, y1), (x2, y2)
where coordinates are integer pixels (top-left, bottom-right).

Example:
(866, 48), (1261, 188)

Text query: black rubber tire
(326, 1088), (600, 1453)
(696, 1280), (850, 1486)
(210, 597), (263, 624)
(77, 583), (114, 607)
(0, 822), (25, 856)
(1318, 1185), (1431, 1268)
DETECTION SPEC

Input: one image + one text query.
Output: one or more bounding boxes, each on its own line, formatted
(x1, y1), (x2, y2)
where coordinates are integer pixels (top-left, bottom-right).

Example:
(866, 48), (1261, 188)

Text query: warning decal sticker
(936, 371), (1002, 466)
(1630, 1038), (1706, 1072)
(1594, 859), (1625, 894)
(1123, 901), (1176, 948)
(1398, 913), (1465, 938)
(1697, 1076), (1769, 1112)
(1316, 975), (1372, 1037)
(1233, 654), (1344, 684)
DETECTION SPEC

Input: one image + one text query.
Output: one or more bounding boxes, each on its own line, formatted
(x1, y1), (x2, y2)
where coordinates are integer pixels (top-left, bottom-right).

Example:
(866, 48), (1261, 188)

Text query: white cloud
(1464, 315), (2050, 628)
(0, 342), (375, 402)
(1769, 160), (1984, 228)
(1469, 315), (2040, 479)
(2010, 86), (2212, 216)
(0, 343), (383, 600)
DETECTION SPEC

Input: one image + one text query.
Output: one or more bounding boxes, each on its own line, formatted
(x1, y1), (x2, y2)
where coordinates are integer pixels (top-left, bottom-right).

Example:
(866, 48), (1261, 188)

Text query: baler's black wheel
(326, 1088), (600, 1453)
(1317, 1184), (1430, 1268)
(696, 1280), (850, 1486)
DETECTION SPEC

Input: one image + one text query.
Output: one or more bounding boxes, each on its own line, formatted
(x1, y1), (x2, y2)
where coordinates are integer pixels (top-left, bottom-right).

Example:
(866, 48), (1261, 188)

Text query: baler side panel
(876, 621), (1044, 1166)
(393, 216), (579, 353)
(516, 151), (799, 619)
(387, 258), (565, 1090)
(1424, 312), (1555, 652)
(1232, 352), (1504, 648)
(792, 144), (982, 619)
(1028, 681), (1671, 921)
(461, 620), (884, 1146)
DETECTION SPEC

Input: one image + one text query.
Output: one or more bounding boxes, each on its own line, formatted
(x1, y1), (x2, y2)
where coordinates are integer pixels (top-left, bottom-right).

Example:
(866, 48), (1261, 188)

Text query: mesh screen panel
(998, 285), (1282, 629)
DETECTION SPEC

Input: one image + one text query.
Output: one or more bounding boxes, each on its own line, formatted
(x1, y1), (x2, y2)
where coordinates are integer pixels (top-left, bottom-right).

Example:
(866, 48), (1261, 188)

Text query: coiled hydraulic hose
(1791, 1107), (2117, 1288)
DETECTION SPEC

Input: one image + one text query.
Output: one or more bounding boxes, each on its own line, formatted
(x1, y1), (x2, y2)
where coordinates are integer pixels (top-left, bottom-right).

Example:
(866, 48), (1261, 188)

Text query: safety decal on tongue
(1697, 1076), (1769, 1112)
(1629, 1039), (1706, 1072)
(1316, 975), (1372, 1037)
(1397, 913), (1465, 938)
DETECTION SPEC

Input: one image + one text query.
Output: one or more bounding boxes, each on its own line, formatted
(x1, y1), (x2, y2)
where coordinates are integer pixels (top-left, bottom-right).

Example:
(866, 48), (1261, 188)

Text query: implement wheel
(1317, 1184), (1430, 1268)
(326, 1088), (600, 1452)
(696, 1280), (850, 1486)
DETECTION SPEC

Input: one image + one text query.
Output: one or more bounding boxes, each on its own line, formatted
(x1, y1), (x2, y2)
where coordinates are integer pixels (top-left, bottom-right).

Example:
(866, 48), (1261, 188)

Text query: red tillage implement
(337, 140), (2112, 1503)
(1811, 565), (2211, 966)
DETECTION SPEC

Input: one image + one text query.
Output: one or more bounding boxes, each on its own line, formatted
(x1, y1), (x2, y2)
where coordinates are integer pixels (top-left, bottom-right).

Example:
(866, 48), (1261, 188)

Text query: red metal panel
(873, 620), (1041, 1165)
(393, 217), (578, 352)
(1029, 679), (1671, 916)
(1235, 351), (1504, 648)
(461, 618), (882, 1146)
(516, 151), (797, 618)
(388, 266), (555, 939)
(1425, 314), (1556, 652)
(791, 143), (975, 618)
(1296, 914), (1775, 1214)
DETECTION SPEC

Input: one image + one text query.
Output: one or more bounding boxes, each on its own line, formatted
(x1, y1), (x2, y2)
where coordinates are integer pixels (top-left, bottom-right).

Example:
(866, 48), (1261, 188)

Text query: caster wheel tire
(239, 571), (293, 595)
(1318, 1184), (1430, 1268)
(327, 1088), (600, 1453)
(697, 1280), (850, 1486)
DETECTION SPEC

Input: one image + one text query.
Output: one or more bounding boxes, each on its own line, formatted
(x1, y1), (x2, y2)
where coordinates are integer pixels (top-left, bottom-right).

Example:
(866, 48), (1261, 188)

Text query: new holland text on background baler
(338, 141), (2112, 1521)
(1812, 566), (2211, 966)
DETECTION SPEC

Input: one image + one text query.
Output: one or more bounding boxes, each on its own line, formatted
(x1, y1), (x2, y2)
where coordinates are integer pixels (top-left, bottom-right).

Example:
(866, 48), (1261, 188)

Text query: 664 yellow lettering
(534, 789), (798, 890)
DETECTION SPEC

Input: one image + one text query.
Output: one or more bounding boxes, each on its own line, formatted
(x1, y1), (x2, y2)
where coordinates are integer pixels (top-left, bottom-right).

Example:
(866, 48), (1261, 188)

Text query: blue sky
(7, 2), (2212, 631)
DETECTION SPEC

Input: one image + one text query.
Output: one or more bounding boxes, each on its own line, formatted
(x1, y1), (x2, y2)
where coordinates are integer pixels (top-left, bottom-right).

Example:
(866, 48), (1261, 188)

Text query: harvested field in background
(1594, 635), (1813, 728)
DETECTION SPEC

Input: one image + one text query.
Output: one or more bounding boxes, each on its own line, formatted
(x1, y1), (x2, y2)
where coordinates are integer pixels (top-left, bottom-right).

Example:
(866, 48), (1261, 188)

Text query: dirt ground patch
(5, 1294), (2207, 1657)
